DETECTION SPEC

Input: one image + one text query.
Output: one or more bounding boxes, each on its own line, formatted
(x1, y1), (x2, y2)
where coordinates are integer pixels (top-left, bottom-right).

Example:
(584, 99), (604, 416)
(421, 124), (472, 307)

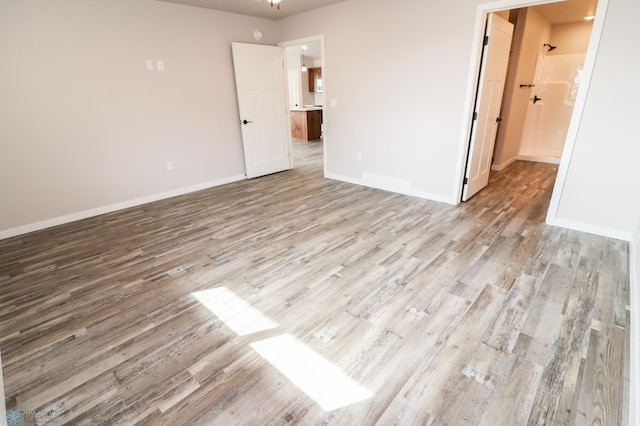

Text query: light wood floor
(0, 141), (630, 425)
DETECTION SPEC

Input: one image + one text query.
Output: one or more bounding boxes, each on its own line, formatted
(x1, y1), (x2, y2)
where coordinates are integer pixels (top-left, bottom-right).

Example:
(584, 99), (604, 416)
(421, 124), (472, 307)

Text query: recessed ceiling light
(584, 15), (595, 21)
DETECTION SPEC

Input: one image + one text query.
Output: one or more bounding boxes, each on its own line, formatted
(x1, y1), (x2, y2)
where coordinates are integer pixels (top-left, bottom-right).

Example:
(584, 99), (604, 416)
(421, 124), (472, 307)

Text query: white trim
(362, 173), (412, 196)
(454, 0), (610, 227)
(516, 155), (561, 165)
(278, 35), (327, 177)
(0, 351), (5, 426)
(491, 156), (518, 171)
(410, 190), (458, 205)
(325, 173), (457, 205)
(325, 172), (361, 186)
(631, 227), (640, 426)
(547, 217), (632, 242)
(544, 0), (610, 225)
(0, 175), (245, 240)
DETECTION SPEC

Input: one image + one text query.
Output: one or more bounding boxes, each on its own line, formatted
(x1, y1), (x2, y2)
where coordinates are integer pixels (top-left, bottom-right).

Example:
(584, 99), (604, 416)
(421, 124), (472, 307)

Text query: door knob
(533, 95), (542, 104)
(242, 119), (253, 125)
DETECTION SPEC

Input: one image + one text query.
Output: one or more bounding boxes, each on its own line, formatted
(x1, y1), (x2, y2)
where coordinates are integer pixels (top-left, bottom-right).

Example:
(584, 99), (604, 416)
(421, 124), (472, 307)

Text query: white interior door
(462, 13), (514, 201)
(232, 42), (291, 179)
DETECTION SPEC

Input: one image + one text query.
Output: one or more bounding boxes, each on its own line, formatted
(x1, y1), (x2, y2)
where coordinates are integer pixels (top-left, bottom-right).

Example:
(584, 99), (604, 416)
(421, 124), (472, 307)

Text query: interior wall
(279, 0), (480, 202)
(0, 0), (279, 237)
(553, 0), (640, 238)
(493, 7), (552, 170)
(549, 21), (594, 55)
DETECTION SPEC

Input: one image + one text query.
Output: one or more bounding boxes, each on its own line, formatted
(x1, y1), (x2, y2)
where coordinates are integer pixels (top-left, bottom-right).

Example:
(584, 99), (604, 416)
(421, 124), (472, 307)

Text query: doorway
(459, 0), (605, 215)
(279, 36), (326, 172)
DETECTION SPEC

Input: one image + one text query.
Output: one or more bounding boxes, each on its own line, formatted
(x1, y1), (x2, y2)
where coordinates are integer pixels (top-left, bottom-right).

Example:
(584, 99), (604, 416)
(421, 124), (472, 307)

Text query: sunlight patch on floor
(192, 287), (278, 336)
(251, 334), (374, 411)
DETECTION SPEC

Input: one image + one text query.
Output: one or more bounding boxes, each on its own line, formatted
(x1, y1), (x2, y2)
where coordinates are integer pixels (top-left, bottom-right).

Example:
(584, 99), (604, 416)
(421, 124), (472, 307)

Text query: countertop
(290, 106), (323, 111)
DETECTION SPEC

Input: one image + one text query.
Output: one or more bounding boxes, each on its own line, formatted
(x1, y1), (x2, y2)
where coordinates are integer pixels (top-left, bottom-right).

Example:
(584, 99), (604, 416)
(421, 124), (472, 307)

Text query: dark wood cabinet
(291, 109), (322, 141)
(308, 67), (322, 93)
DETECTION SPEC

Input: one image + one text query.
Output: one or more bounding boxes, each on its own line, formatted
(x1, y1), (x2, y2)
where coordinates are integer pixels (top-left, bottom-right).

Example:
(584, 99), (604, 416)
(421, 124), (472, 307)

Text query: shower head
(543, 43), (557, 52)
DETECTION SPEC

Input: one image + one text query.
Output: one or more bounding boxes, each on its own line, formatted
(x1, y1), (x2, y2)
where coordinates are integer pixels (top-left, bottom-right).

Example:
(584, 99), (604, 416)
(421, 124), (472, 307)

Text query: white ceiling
(156, 0), (349, 20)
(156, 0), (599, 25)
(531, 0), (599, 24)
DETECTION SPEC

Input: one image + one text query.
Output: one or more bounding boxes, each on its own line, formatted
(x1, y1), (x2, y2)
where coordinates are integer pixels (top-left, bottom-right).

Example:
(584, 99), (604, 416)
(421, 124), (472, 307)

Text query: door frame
(278, 35), (326, 174)
(455, 0), (610, 224)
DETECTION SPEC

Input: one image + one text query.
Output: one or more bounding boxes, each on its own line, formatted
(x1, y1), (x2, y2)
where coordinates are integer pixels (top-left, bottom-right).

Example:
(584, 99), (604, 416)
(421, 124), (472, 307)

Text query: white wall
(0, 0), (278, 238)
(279, 0), (475, 202)
(553, 0), (640, 238)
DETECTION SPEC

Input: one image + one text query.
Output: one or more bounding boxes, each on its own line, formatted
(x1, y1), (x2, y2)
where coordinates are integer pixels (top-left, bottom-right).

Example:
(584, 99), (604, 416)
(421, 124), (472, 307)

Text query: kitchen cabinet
(291, 109), (322, 141)
(308, 67), (322, 93)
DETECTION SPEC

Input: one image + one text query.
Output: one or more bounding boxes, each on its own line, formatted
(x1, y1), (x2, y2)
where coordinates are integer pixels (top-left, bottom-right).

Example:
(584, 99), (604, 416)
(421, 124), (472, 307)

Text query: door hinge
(484, 36), (489, 46)
(463, 177), (468, 185)
(473, 112), (478, 120)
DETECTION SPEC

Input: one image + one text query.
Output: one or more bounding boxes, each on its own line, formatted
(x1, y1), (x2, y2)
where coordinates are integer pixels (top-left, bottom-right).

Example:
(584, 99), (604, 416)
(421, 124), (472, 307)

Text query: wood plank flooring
(0, 141), (630, 425)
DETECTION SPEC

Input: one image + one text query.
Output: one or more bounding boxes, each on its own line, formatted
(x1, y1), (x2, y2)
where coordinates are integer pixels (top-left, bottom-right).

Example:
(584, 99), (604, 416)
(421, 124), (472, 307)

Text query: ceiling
(531, 0), (599, 24)
(156, 0), (349, 20)
(157, 0), (598, 24)
(287, 40), (322, 61)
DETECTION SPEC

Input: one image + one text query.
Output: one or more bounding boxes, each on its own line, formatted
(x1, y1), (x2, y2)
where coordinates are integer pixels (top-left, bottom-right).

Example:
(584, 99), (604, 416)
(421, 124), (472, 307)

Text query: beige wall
(550, 21), (594, 55)
(0, 0), (278, 236)
(493, 7), (551, 169)
(493, 14), (593, 170)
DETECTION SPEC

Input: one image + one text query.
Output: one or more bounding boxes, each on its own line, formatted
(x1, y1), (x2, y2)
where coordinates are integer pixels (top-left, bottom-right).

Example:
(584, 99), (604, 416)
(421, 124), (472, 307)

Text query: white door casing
(288, 69), (302, 109)
(462, 13), (514, 201)
(232, 42), (291, 179)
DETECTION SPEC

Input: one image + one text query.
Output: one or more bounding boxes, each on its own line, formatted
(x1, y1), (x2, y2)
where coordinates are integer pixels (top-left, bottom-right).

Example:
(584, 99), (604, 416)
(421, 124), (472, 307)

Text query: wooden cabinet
(291, 110), (322, 141)
(308, 67), (322, 93)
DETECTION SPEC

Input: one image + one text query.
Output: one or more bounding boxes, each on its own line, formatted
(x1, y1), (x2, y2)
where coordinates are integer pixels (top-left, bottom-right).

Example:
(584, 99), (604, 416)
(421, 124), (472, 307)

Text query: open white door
(232, 42), (291, 179)
(462, 13), (514, 201)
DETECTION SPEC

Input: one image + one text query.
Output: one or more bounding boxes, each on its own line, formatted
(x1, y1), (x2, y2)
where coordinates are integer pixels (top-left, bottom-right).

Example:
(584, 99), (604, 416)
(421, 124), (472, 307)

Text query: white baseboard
(517, 154), (561, 165)
(0, 351), (5, 426)
(325, 173), (457, 205)
(630, 232), (639, 426)
(0, 175), (246, 240)
(547, 217), (632, 242)
(362, 172), (412, 195)
(410, 189), (457, 205)
(325, 173), (361, 186)
(491, 156), (518, 171)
